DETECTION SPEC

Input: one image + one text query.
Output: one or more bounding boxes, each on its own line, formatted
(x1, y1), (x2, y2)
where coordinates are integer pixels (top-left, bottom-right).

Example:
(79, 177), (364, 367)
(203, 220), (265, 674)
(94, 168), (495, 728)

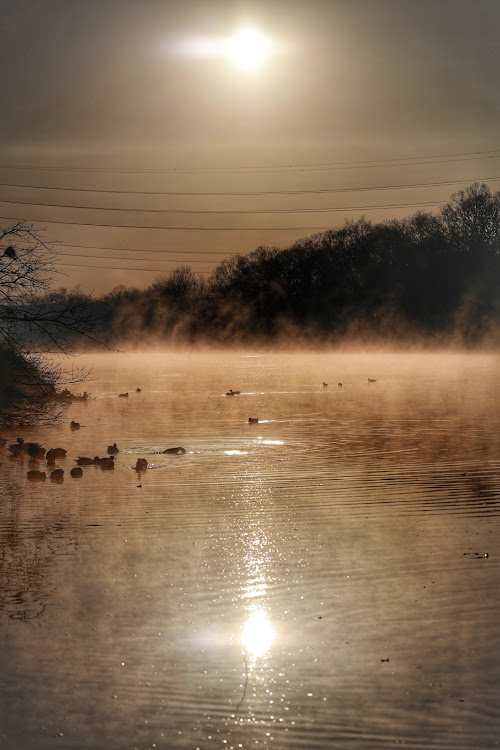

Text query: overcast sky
(0, 0), (498, 293)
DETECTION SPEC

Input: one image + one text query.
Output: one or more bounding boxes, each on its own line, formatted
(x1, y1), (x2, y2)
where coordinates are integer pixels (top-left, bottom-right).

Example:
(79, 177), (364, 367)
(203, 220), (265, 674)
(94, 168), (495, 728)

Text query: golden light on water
(241, 608), (275, 659)
(224, 29), (273, 71)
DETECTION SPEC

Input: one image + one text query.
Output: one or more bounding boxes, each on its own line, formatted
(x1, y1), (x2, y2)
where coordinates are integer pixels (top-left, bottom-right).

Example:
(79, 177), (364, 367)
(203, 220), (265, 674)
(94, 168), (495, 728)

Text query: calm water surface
(1, 351), (499, 750)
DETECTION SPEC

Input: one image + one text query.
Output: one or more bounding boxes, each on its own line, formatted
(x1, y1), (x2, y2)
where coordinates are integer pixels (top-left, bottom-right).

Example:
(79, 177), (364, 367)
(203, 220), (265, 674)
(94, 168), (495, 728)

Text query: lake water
(1, 351), (499, 750)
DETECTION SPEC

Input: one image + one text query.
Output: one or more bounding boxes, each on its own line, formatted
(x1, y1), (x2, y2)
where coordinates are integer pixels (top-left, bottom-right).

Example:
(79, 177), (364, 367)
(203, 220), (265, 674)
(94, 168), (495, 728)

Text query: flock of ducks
(1, 432), (188, 483)
(2, 378), (379, 484)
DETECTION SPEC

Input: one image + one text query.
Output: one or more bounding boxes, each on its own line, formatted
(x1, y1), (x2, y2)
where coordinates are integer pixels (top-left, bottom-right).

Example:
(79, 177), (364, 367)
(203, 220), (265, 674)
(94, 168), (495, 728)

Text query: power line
(57, 242), (230, 256)
(0, 198), (445, 215)
(0, 175), (498, 197)
(0, 214), (337, 230)
(57, 251), (218, 265)
(0, 148), (498, 174)
(56, 260), (211, 274)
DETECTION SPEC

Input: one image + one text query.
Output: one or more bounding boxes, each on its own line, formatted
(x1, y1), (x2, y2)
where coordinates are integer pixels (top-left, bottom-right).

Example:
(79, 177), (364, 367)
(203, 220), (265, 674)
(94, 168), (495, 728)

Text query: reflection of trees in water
(0, 479), (76, 622)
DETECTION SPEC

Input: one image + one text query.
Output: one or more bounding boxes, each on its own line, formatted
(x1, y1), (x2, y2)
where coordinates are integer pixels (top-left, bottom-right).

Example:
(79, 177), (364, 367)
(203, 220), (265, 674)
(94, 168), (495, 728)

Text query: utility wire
(0, 214), (342, 230)
(0, 175), (498, 197)
(57, 251), (219, 264)
(0, 198), (445, 215)
(57, 242), (230, 255)
(57, 260), (211, 274)
(0, 148), (498, 174)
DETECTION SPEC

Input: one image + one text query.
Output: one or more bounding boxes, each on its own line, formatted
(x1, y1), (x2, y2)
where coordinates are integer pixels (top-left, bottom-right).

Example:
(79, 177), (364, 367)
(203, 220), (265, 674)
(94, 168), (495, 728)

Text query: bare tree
(0, 221), (105, 425)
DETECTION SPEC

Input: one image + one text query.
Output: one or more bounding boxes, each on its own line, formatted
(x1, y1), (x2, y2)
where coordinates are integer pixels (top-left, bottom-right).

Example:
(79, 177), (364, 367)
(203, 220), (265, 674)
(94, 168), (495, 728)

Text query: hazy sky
(0, 0), (498, 293)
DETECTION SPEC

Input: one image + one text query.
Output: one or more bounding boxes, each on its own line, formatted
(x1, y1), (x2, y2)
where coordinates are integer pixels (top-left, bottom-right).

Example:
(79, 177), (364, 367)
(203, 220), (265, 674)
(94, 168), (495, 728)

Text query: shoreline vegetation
(1, 182), (499, 424)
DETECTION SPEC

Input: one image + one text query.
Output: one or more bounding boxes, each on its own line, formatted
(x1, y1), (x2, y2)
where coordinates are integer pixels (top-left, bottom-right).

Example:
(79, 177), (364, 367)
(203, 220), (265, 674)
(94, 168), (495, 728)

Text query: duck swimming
(50, 469), (64, 481)
(135, 458), (148, 472)
(107, 443), (119, 454)
(162, 447), (186, 455)
(70, 467), (83, 478)
(27, 470), (46, 482)
(70, 421), (80, 430)
(75, 456), (94, 466)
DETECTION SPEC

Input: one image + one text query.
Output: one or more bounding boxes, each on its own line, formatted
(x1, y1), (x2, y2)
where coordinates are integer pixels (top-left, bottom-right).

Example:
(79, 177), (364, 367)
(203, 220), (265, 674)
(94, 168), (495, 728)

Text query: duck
(226, 389), (241, 396)
(27, 470), (46, 482)
(75, 456), (94, 466)
(118, 393), (129, 398)
(50, 468), (64, 481)
(70, 467), (83, 478)
(8, 443), (25, 457)
(162, 446), (186, 455)
(97, 455), (115, 469)
(46, 449), (57, 465)
(27, 442), (46, 460)
(53, 448), (67, 458)
(248, 417), (259, 424)
(70, 420), (80, 430)
(107, 443), (119, 454)
(136, 388), (141, 393)
(338, 382), (343, 386)
(367, 378), (377, 383)
(322, 382), (328, 387)
(135, 458), (148, 472)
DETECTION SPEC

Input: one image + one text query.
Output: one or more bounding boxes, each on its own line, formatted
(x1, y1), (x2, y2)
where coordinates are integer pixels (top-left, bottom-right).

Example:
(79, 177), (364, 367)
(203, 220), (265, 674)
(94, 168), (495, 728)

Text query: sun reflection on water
(241, 607), (275, 660)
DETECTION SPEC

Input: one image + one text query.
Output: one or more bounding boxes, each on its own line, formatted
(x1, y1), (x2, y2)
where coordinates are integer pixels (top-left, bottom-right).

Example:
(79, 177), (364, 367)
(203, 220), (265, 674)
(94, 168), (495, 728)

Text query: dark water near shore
(1, 351), (500, 750)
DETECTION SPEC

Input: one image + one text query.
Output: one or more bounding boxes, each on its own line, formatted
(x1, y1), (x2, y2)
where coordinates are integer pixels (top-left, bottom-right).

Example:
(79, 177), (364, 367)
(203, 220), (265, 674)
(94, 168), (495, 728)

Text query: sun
(224, 28), (273, 71)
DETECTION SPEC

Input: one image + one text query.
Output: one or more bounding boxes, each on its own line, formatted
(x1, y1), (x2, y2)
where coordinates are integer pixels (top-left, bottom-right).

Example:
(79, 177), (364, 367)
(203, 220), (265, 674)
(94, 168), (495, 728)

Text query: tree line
(99, 182), (500, 347)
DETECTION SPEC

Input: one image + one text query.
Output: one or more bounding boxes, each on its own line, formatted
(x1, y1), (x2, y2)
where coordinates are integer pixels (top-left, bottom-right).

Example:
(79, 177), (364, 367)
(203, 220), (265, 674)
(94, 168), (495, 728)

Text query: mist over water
(1, 350), (499, 749)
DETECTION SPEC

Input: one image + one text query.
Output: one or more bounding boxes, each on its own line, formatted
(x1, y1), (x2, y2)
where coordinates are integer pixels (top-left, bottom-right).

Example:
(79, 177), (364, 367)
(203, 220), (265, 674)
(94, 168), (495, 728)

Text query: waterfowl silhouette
(75, 456), (94, 466)
(70, 420), (80, 430)
(135, 458), (148, 472)
(27, 470), (46, 482)
(50, 469), (64, 482)
(98, 456), (115, 469)
(53, 448), (67, 458)
(367, 378), (377, 383)
(118, 393), (129, 398)
(27, 442), (46, 460)
(136, 388), (141, 392)
(248, 417), (259, 423)
(46, 449), (57, 465)
(226, 389), (240, 396)
(322, 382), (328, 387)
(338, 382), (343, 386)
(70, 467), (83, 478)
(8, 443), (25, 457)
(107, 443), (119, 454)
(162, 447), (186, 455)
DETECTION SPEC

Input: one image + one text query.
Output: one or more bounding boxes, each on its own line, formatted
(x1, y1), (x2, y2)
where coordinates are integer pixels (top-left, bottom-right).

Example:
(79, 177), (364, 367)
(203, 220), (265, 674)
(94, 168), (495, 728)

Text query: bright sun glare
(241, 608), (275, 659)
(224, 28), (273, 71)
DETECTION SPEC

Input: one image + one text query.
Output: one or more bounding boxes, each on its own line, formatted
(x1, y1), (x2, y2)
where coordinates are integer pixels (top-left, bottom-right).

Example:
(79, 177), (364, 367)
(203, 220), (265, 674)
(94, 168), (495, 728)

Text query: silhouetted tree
(0, 221), (105, 424)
